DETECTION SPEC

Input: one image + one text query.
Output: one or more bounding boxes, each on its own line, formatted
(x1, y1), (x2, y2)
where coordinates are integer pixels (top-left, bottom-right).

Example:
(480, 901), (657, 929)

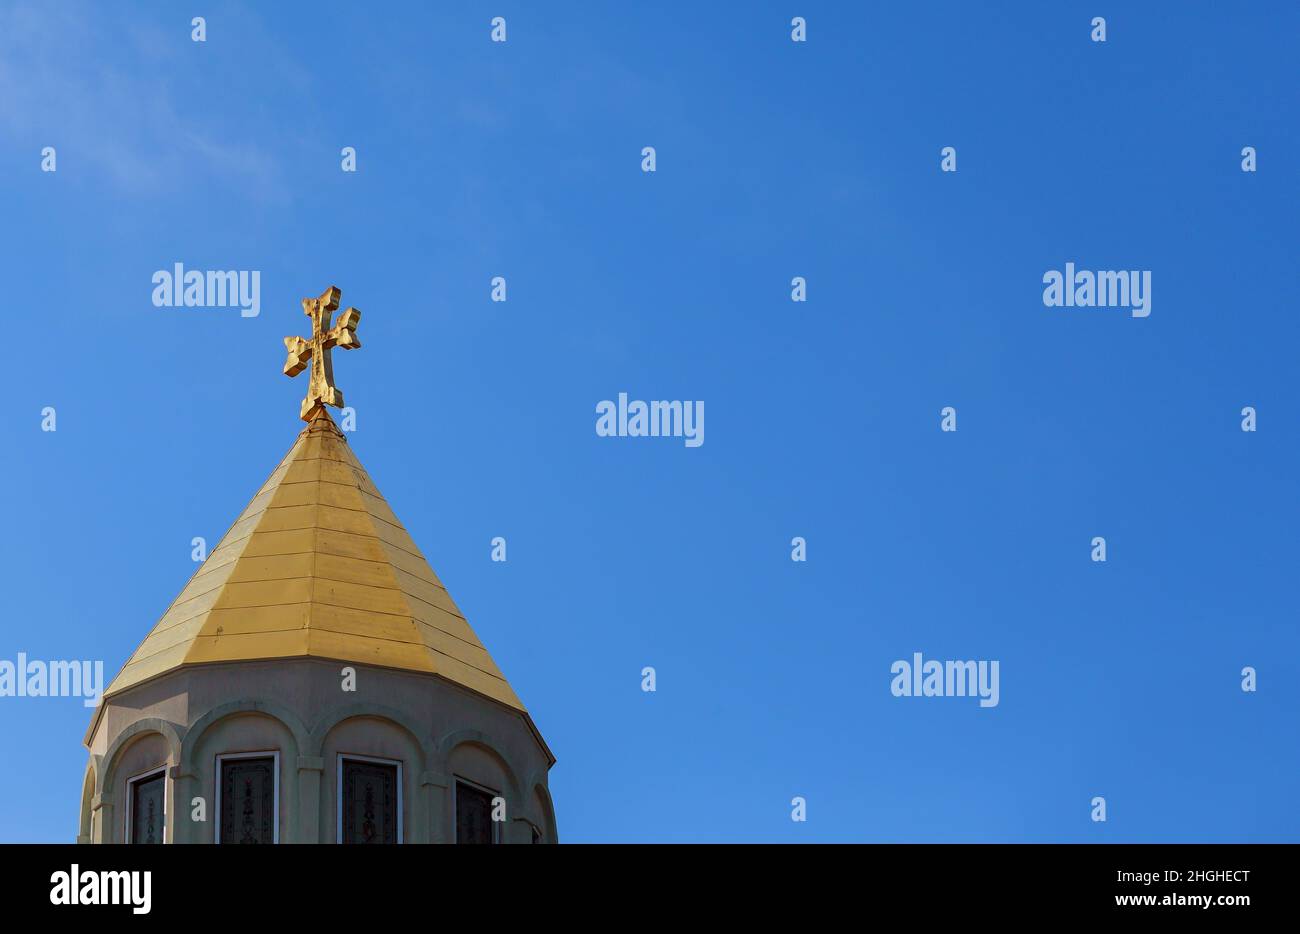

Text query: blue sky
(1, 1), (1297, 842)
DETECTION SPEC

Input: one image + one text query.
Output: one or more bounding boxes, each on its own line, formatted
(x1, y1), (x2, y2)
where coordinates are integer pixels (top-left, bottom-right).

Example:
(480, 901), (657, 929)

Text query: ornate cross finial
(283, 285), (362, 421)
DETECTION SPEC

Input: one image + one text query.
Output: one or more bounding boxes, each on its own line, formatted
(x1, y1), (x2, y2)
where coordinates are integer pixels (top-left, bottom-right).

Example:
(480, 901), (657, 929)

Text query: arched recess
(435, 728), (523, 802)
(180, 700), (309, 843)
(97, 718), (183, 845)
(311, 702), (434, 843)
(98, 717), (183, 796)
(180, 699), (310, 775)
(309, 702), (433, 769)
(77, 758), (98, 843)
(438, 728), (530, 841)
(524, 769), (559, 844)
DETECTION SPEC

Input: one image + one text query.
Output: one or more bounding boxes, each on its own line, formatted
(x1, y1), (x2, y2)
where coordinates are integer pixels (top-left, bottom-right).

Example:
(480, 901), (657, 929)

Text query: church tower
(79, 287), (556, 844)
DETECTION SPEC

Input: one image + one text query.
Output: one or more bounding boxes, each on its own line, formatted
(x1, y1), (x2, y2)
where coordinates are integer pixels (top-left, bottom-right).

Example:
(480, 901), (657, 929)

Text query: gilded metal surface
(284, 285), (362, 421)
(104, 406), (525, 712)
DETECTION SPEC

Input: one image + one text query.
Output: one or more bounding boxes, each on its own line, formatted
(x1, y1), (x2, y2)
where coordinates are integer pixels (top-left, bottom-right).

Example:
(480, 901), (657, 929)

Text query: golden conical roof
(103, 407), (524, 711)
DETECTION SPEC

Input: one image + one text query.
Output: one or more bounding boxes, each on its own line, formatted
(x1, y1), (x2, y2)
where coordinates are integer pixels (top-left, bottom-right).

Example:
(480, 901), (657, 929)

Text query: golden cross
(283, 285), (362, 421)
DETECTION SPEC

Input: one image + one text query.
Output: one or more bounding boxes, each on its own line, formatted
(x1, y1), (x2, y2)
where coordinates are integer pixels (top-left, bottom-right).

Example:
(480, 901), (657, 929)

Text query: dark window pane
(220, 757), (276, 844)
(341, 759), (398, 844)
(456, 782), (496, 845)
(130, 773), (165, 844)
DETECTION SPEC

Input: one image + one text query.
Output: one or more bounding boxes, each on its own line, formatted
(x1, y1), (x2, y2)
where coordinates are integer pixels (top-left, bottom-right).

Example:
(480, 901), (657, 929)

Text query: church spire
(98, 285), (535, 724)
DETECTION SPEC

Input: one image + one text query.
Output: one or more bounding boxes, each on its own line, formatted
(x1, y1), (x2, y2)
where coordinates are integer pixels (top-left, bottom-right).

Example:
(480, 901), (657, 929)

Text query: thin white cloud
(0, 0), (292, 197)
